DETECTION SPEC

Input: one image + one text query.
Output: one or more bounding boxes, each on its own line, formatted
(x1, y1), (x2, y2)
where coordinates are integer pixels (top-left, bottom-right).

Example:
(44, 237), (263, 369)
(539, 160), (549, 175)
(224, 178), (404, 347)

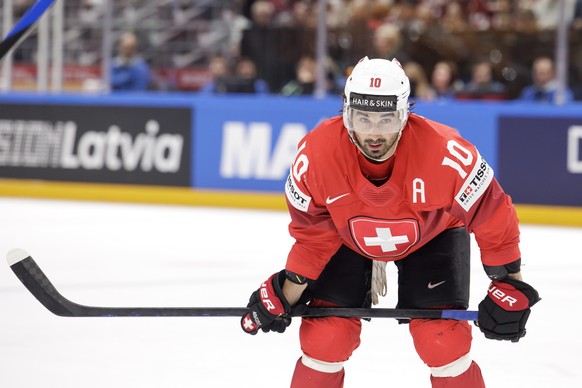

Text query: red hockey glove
(477, 278), (540, 342)
(241, 270), (292, 335)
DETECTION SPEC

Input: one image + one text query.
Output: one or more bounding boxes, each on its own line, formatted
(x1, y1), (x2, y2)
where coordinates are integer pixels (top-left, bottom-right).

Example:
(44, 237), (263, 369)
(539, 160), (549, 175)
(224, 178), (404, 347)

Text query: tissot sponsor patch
(455, 153), (494, 211)
(285, 172), (311, 212)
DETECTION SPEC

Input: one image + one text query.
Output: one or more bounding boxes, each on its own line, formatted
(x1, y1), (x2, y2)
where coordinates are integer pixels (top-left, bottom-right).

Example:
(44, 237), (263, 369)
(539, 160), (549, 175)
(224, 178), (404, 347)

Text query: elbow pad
(483, 258), (521, 280)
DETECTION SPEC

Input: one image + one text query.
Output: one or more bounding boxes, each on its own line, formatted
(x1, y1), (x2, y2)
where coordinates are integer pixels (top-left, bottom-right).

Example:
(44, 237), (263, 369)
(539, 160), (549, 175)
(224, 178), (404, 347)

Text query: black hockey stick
(0, 0), (56, 61)
(7, 249), (478, 320)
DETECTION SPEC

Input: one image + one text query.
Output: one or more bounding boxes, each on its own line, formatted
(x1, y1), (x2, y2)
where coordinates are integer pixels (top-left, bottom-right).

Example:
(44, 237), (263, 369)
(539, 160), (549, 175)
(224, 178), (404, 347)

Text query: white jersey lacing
(371, 260), (387, 305)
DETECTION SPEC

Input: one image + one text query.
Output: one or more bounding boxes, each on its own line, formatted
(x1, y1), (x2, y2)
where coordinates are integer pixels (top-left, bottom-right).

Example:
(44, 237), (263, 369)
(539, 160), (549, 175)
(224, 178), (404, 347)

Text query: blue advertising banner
(498, 116), (582, 206)
(191, 95), (340, 192)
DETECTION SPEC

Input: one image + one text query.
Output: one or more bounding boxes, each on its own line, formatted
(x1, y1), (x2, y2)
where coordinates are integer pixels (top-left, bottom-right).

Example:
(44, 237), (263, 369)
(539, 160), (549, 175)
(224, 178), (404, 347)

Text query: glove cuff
(483, 258), (521, 280)
(272, 270), (292, 313)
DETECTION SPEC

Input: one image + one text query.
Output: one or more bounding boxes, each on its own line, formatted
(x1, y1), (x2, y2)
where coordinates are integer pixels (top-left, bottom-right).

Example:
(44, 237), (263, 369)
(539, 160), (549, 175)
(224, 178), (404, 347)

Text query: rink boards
(0, 93), (580, 226)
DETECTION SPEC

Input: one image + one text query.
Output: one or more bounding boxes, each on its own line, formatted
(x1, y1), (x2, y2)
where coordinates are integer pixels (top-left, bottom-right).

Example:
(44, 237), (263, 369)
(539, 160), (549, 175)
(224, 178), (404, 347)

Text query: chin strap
(371, 260), (388, 305)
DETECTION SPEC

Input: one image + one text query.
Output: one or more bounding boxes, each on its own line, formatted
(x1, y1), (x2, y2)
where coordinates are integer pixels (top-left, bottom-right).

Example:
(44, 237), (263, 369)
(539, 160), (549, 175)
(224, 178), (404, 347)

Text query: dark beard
(362, 135), (399, 162)
(364, 138), (386, 145)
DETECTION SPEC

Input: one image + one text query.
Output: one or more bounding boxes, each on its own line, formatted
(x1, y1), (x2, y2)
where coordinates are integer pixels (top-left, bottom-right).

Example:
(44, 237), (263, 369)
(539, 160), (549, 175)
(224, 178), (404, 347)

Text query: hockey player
(240, 57), (540, 387)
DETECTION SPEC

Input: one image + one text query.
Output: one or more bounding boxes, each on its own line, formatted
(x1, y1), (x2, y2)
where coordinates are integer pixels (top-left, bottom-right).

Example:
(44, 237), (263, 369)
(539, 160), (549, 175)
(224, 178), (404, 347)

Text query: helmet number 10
(369, 78), (382, 88)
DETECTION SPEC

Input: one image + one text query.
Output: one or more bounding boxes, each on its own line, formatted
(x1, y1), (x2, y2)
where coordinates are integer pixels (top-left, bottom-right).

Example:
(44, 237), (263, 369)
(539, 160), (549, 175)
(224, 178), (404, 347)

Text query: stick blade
(7, 249), (77, 316)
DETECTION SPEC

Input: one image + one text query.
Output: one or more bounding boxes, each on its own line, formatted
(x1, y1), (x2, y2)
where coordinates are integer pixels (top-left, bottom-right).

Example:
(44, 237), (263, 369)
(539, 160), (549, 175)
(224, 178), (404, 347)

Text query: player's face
(353, 128), (400, 160)
(350, 110), (402, 160)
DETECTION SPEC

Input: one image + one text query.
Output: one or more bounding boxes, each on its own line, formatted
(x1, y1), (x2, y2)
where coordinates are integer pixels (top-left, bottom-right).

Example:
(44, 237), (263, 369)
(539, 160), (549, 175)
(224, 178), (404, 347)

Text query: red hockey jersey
(284, 114), (520, 280)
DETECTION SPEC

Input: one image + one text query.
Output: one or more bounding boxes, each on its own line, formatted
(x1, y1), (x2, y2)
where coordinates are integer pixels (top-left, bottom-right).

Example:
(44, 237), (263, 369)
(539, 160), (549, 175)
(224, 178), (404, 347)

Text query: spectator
(281, 56), (341, 96)
(442, 1), (470, 32)
(519, 56), (574, 103)
(372, 23), (411, 64)
(240, 0), (300, 91)
(513, 7), (539, 32)
(277, 0), (318, 28)
(457, 59), (506, 99)
(525, 0), (578, 30)
(110, 32), (151, 92)
(408, 3), (438, 37)
(403, 61), (436, 100)
(430, 60), (463, 100)
(490, 0), (514, 31)
(205, 56), (269, 95)
(249, 0), (276, 27)
(232, 56), (269, 94)
(199, 55), (232, 94)
(281, 56), (317, 96)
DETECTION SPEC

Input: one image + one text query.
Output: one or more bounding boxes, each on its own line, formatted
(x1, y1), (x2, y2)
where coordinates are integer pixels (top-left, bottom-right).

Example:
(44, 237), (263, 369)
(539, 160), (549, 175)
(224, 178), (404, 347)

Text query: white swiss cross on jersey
(349, 217), (420, 258)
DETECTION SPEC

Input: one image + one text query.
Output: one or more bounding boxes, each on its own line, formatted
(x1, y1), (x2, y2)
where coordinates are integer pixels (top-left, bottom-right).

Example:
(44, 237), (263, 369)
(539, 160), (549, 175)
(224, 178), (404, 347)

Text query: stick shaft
(0, 0), (56, 60)
(7, 249), (478, 320)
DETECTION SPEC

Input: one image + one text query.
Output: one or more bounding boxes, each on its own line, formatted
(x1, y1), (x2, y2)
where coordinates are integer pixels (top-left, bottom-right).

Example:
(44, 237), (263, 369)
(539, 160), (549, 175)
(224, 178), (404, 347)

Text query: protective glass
(345, 107), (406, 135)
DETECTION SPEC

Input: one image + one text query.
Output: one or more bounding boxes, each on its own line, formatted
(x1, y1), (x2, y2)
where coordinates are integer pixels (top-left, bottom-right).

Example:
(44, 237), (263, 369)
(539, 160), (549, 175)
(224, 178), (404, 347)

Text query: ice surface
(0, 197), (580, 388)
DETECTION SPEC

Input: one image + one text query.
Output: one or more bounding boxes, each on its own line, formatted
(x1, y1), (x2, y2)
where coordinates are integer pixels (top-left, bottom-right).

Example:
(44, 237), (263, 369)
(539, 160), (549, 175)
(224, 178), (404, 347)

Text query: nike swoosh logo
(326, 193), (350, 204)
(427, 281), (446, 289)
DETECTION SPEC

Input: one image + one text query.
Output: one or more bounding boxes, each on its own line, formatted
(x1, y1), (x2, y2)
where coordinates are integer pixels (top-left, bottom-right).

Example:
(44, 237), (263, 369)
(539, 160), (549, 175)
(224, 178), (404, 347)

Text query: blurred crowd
(5, 0), (582, 101)
(188, 0), (582, 101)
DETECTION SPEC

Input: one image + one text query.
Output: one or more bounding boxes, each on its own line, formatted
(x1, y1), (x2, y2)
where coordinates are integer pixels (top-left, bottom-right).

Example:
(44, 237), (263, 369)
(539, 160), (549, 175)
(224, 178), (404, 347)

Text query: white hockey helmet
(343, 57), (411, 161)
